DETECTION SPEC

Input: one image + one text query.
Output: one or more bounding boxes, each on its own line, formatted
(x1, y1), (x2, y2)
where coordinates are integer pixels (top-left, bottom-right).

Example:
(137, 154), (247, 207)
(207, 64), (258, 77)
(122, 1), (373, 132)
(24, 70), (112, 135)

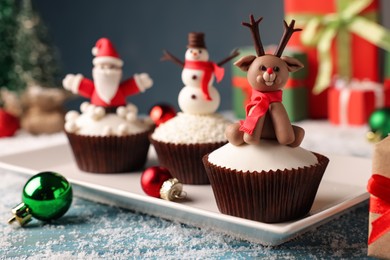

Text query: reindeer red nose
(267, 67), (273, 74)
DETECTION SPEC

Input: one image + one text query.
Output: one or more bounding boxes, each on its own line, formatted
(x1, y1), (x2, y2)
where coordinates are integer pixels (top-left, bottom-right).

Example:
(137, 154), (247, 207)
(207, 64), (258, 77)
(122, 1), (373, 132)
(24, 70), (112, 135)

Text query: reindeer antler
(242, 15), (265, 57)
(274, 20), (301, 57)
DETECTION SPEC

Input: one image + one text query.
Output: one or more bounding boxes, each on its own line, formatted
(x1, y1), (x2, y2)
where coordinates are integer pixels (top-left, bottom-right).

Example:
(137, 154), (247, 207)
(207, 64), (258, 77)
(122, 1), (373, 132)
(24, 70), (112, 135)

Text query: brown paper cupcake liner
(150, 137), (227, 184)
(203, 153), (329, 223)
(66, 130), (151, 173)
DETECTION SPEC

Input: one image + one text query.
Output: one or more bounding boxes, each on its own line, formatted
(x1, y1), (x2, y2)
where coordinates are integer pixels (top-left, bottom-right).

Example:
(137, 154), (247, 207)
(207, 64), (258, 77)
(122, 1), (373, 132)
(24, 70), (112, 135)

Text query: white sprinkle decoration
(152, 113), (231, 144)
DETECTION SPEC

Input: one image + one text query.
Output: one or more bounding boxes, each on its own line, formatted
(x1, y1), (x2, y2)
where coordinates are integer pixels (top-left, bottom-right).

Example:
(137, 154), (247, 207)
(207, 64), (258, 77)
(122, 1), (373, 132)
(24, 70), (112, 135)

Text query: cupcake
(62, 37), (154, 173)
(203, 141), (329, 223)
(154, 32), (238, 184)
(150, 112), (231, 184)
(203, 15), (329, 222)
(65, 102), (153, 173)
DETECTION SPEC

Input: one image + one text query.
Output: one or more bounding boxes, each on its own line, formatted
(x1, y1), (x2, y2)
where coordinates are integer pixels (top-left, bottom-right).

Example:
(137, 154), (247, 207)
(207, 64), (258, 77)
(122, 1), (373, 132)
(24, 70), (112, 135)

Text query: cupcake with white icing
(150, 112), (231, 184)
(62, 37), (154, 173)
(203, 140), (329, 223)
(152, 33), (236, 184)
(65, 102), (153, 173)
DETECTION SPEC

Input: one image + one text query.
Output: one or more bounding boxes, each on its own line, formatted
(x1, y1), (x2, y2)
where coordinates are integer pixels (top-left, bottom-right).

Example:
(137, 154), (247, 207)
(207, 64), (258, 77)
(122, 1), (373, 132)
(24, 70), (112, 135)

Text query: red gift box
(284, 0), (379, 119)
(328, 80), (390, 125)
(367, 137), (390, 258)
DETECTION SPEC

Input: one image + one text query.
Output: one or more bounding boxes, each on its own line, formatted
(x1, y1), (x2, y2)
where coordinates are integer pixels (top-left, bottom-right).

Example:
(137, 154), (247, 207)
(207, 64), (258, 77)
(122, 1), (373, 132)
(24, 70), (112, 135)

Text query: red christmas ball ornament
(141, 166), (185, 201)
(0, 109), (20, 138)
(149, 103), (176, 126)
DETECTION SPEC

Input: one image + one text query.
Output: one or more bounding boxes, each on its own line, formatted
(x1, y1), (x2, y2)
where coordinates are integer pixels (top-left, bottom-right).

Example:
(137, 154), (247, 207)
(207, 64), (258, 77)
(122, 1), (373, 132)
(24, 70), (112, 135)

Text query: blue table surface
(0, 170), (373, 259)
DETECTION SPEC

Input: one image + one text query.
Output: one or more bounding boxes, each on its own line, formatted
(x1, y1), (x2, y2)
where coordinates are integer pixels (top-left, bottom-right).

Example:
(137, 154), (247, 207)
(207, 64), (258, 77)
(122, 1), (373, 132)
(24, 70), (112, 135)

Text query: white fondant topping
(151, 112), (231, 144)
(208, 140), (318, 172)
(65, 102), (151, 136)
(80, 102), (90, 113)
(65, 111), (80, 121)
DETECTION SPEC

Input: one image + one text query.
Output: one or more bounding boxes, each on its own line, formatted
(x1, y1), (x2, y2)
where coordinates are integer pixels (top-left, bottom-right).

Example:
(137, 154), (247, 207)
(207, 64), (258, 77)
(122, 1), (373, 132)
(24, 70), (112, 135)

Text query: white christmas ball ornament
(126, 103), (138, 115)
(116, 106), (127, 118)
(92, 107), (105, 120)
(80, 102), (90, 113)
(86, 104), (96, 117)
(117, 124), (129, 136)
(178, 85), (220, 115)
(65, 111), (80, 122)
(64, 121), (78, 133)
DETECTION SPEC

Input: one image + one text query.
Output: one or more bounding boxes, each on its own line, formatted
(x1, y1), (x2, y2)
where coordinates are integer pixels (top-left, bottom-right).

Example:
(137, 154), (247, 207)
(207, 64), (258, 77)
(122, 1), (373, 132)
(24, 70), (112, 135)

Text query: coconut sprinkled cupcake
(62, 38), (153, 173)
(150, 113), (231, 184)
(153, 32), (238, 184)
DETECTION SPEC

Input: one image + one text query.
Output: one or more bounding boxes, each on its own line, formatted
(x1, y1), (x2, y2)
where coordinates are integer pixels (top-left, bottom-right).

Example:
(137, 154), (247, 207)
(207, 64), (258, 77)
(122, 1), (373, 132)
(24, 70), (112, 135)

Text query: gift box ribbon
(367, 174), (390, 245)
(335, 79), (384, 125)
(286, 0), (390, 94)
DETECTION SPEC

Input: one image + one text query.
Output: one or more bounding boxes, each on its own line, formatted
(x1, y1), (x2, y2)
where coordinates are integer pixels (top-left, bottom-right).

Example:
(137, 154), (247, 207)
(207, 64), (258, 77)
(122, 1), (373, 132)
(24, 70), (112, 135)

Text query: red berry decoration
(0, 109), (20, 138)
(141, 166), (184, 201)
(149, 103), (176, 126)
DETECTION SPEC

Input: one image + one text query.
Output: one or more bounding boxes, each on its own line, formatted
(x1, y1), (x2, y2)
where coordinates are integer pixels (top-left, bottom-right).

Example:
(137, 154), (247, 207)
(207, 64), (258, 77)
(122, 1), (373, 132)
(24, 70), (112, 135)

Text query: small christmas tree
(0, 0), (21, 92)
(13, 0), (62, 89)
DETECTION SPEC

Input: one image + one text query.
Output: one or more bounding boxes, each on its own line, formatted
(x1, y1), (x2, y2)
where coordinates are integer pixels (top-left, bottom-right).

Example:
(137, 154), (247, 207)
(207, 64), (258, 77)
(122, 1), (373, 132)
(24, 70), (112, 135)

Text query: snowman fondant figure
(162, 32), (239, 114)
(150, 33), (238, 184)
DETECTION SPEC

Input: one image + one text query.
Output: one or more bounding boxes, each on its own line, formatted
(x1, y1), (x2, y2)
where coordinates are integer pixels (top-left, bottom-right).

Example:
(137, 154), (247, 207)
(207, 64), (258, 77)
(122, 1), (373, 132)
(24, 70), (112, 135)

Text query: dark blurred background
(33, 0), (390, 113)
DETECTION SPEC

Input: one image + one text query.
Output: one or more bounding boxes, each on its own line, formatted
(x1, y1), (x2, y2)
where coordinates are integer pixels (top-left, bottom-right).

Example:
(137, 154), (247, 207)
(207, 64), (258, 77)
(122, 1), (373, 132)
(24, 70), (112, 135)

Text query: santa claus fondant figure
(63, 38), (153, 108)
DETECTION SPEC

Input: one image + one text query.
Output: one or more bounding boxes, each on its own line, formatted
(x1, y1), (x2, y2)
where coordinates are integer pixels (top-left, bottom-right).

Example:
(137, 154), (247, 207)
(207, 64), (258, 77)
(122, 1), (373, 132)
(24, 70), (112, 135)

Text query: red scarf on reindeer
(184, 60), (224, 101)
(239, 90), (283, 135)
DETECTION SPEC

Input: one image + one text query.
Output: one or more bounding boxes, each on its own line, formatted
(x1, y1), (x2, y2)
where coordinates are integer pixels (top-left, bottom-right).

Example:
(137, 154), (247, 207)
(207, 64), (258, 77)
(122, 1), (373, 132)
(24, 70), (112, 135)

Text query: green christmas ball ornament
(8, 171), (73, 226)
(367, 108), (390, 142)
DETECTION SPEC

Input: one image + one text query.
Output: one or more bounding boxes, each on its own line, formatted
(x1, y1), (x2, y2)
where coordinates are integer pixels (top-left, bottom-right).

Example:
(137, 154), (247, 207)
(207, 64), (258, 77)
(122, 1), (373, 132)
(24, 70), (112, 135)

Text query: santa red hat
(92, 38), (124, 67)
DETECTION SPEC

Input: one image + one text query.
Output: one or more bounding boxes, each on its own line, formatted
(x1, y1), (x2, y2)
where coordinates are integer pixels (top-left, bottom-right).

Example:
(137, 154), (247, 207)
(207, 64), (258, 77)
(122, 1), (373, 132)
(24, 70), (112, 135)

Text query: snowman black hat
(187, 32), (207, 49)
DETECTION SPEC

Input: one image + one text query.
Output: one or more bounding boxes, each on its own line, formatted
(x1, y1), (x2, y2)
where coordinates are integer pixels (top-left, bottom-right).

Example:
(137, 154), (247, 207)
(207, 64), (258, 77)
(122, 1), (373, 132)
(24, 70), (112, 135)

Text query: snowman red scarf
(184, 60), (224, 101)
(239, 90), (283, 135)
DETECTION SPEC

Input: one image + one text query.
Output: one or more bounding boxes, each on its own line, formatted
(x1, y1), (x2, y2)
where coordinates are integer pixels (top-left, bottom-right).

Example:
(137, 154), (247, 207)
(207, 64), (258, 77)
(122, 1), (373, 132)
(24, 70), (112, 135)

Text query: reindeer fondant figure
(226, 15), (305, 147)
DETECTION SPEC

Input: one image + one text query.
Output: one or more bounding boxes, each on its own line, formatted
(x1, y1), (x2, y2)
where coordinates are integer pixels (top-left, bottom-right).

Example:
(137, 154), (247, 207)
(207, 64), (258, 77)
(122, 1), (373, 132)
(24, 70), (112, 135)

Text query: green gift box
(231, 46), (309, 121)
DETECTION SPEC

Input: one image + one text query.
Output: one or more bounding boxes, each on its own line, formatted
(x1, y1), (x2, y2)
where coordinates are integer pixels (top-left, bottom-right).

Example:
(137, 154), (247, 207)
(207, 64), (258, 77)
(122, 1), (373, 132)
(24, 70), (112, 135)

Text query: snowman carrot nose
(267, 67), (273, 74)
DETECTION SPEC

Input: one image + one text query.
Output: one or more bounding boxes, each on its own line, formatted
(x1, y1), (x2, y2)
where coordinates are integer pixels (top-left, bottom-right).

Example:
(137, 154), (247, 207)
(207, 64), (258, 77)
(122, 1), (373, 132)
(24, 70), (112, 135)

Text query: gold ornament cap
(366, 131), (382, 143)
(8, 203), (32, 226)
(160, 178), (185, 201)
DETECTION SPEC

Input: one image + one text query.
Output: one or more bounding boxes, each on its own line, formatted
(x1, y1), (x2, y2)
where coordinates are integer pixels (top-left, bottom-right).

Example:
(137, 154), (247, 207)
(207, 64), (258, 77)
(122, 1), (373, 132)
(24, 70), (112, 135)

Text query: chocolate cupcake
(150, 112), (230, 184)
(203, 140), (329, 223)
(61, 37), (154, 173)
(65, 102), (153, 173)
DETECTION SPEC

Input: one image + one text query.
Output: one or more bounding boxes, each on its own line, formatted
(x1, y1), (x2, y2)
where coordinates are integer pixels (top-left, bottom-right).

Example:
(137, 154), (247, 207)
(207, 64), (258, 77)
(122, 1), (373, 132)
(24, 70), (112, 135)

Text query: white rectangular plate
(0, 144), (371, 246)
